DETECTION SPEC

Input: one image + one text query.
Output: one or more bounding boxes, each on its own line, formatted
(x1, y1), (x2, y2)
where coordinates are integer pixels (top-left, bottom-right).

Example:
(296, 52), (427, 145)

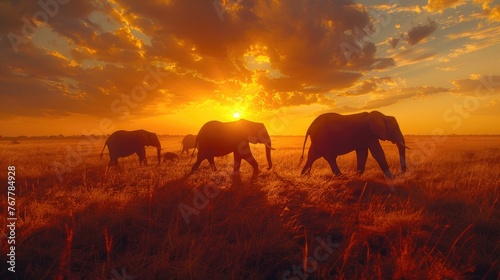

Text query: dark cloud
(0, 41), (218, 119)
(387, 36), (400, 49)
(406, 20), (437, 45)
(127, 0), (395, 90)
(0, 0), (396, 120)
(254, 1), (394, 92)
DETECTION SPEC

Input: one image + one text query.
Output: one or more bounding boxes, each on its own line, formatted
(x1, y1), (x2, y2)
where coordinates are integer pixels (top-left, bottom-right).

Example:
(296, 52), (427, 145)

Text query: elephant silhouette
(100, 130), (161, 171)
(300, 111), (409, 178)
(191, 119), (274, 176)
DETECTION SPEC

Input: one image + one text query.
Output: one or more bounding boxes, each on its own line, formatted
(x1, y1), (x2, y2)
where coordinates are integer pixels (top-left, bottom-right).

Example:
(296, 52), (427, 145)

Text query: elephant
(100, 130), (161, 170)
(180, 134), (197, 154)
(191, 119), (274, 176)
(300, 111), (409, 178)
(163, 152), (179, 163)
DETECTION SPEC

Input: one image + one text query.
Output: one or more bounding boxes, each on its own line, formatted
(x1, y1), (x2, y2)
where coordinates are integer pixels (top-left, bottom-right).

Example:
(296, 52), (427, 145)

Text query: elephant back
(196, 121), (242, 155)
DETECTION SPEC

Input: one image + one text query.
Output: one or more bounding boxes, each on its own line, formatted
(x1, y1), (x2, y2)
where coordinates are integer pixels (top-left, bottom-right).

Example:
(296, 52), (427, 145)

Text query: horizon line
(2, 134), (500, 139)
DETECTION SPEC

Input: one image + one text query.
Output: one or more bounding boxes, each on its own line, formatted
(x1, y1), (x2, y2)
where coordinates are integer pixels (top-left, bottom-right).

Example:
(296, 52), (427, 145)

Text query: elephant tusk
(265, 143), (276, 150)
(399, 141), (411, 150)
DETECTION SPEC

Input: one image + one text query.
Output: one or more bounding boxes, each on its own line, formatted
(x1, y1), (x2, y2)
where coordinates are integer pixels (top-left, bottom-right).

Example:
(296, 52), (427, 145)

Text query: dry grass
(0, 135), (499, 279)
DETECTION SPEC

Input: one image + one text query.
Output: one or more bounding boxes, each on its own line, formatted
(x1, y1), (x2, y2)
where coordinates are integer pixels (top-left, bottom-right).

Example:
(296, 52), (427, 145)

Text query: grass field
(1, 135), (499, 279)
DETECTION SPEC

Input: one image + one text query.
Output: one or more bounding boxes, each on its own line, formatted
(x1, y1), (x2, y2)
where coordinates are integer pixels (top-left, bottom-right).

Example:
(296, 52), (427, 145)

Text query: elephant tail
(298, 130), (310, 166)
(189, 138), (198, 162)
(100, 140), (108, 160)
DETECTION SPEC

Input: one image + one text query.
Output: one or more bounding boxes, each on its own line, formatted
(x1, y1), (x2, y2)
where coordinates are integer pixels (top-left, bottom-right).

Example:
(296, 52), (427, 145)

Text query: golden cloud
(425, 0), (464, 12)
(0, 0), (398, 120)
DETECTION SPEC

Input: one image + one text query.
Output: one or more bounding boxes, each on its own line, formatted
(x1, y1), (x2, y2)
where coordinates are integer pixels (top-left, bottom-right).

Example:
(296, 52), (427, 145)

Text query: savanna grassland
(1, 135), (499, 279)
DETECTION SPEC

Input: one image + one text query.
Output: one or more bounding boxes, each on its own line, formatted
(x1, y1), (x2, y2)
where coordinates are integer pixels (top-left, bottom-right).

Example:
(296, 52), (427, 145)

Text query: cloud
(406, 20), (438, 45)
(354, 85), (448, 111)
(426, 0), (500, 22)
(387, 36), (401, 48)
(371, 4), (422, 14)
(328, 84), (449, 114)
(251, 92), (333, 111)
(0, 0), (396, 121)
(0, 40), (217, 119)
(339, 76), (394, 96)
(482, 3), (500, 22)
(249, 1), (394, 90)
(392, 47), (439, 66)
(333, 75), (448, 113)
(446, 25), (500, 41)
(425, 0), (464, 12)
(435, 65), (461, 71)
(333, 75), (498, 114)
(450, 74), (500, 96)
(445, 26), (500, 59)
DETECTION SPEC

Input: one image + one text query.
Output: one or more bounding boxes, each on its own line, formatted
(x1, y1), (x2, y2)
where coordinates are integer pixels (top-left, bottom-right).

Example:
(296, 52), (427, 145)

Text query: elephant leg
(301, 145), (321, 175)
(137, 147), (147, 165)
(207, 157), (217, 171)
(233, 153), (242, 175)
(324, 155), (341, 176)
(191, 154), (205, 172)
(243, 153), (259, 175)
(109, 157), (118, 166)
(106, 157), (119, 174)
(368, 141), (393, 178)
(108, 157), (119, 167)
(356, 148), (368, 174)
(138, 156), (146, 165)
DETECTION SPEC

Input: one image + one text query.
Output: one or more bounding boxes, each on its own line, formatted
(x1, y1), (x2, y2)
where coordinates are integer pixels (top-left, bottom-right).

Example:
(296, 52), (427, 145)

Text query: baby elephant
(163, 152), (179, 163)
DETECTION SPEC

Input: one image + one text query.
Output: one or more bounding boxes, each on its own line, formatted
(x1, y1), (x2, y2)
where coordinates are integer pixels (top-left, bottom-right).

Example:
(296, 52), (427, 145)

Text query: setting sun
(233, 112), (241, 119)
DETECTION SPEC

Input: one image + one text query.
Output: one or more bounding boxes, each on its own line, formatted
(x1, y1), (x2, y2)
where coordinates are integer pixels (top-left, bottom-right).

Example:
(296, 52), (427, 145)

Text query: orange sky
(1, 0), (499, 137)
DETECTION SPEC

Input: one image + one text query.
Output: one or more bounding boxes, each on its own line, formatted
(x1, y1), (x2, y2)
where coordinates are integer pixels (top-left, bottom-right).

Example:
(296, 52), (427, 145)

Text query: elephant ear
(246, 121), (261, 144)
(369, 111), (388, 140)
(137, 130), (149, 144)
(148, 132), (159, 147)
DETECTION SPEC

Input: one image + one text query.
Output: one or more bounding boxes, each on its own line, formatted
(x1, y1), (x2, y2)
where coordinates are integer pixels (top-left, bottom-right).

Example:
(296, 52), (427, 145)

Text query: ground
(0, 135), (499, 279)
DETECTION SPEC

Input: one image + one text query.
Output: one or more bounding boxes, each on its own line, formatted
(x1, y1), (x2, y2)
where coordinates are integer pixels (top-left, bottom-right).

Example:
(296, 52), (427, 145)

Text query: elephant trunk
(265, 142), (273, 170)
(156, 146), (162, 165)
(396, 141), (407, 173)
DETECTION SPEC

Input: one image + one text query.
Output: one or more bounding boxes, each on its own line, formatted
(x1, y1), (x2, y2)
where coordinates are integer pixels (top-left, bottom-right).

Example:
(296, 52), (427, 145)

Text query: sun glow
(233, 112), (241, 119)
